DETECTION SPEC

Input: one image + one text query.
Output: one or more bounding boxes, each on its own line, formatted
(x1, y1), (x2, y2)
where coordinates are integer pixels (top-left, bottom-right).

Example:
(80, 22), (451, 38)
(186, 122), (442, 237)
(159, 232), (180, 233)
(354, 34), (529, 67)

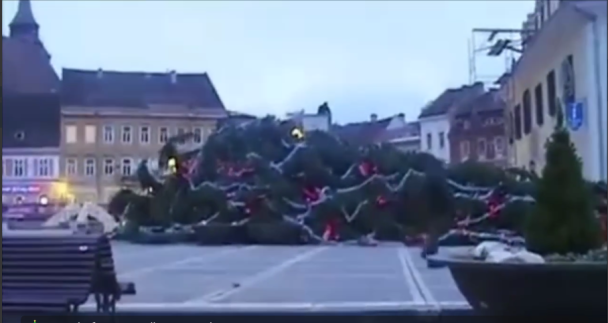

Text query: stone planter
(193, 222), (247, 245)
(247, 221), (301, 245)
(428, 253), (607, 317)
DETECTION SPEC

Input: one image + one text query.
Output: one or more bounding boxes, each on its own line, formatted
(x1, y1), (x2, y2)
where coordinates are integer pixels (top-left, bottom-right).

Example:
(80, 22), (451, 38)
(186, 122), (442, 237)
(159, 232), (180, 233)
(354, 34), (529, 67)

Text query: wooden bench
(2, 233), (137, 314)
(2, 234), (101, 313)
(93, 235), (137, 312)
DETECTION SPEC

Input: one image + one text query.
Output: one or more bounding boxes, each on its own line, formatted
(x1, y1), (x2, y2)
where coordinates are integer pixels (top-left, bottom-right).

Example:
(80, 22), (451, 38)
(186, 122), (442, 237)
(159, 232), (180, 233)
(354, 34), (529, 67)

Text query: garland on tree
(109, 116), (606, 245)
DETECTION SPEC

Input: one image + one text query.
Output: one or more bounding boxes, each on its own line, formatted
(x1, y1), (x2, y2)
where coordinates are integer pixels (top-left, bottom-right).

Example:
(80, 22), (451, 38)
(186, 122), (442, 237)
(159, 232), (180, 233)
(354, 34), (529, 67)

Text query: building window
(484, 117), (504, 127)
(14, 131), (25, 141)
(546, 70), (557, 116)
(534, 83), (544, 126)
(85, 125), (96, 144)
(494, 137), (505, 156)
(507, 112), (515, 143)
(539, 2), (545, 24)
(460, 141), (470, 161)
(66, 158), (77, 175)
(439, 131), (445, 149)
(121, 126), (132, 144)
(522, 90), (532, 135)
(121, 158), (132, 176)
(463, 120), (470, 130)
(159, 127), (169, 144)
(477, 138), (487, 159)
(563, 54), (576, 103)
(65, 125), (77, 144)
(193, 128), (202, 144)
(103, 158), (115, 176)
(103, 125), (114, 143)
(84, 158), (96, 176)
(176, 127), (187, 143)
(13, 159), (26, 177)
(148, 158), (159, 171)
(426, 133), (432, 150)
(35, 158), (52, 177)
(140, 126), (150, 144)
(514, 104), (523, 139)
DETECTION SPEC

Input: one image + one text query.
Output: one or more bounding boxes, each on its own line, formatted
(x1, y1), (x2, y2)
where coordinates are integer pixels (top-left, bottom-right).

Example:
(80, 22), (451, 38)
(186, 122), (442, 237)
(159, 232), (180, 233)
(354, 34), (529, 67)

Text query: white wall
(507, 7), (607, 180)
(596, 14), (607, 180)
(585, 13), (608, 181)
(419, 115), (451, 162)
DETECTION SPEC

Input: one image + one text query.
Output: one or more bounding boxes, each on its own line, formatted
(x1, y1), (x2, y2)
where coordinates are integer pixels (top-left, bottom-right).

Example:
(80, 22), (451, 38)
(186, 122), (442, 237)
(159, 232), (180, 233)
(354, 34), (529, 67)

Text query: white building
(286, 110), (331, 132)
(417, 83), (485, 163)
(505, 0), (607, 180)
(419, 116), (452, 162)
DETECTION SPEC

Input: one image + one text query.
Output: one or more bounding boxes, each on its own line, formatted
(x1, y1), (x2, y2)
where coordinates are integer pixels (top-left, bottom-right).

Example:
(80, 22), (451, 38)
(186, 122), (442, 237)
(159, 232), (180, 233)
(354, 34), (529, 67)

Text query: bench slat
(2, 268), (95, 275)
(2, 233), (136, 314)
(4, 275), (93, 282)
(2, 235), (99, 314)
(3, 282), (92, 290)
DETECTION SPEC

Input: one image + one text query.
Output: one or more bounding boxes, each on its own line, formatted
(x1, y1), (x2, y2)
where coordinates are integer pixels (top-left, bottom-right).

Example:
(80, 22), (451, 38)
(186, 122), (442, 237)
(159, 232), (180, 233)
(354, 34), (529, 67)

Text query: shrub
(525, 110), (602, 255)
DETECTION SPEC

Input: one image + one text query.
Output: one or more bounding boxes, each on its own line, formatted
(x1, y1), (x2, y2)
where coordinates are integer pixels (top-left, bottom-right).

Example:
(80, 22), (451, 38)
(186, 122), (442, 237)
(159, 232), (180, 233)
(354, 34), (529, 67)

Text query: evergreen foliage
(108, 110), (604, 244)
(525, 109), (602, 255)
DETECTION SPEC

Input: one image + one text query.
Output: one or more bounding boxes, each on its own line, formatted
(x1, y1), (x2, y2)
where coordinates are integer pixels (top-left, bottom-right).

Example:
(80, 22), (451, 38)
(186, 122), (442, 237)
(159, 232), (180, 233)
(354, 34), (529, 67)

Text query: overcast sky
(2, 0), (534, 123)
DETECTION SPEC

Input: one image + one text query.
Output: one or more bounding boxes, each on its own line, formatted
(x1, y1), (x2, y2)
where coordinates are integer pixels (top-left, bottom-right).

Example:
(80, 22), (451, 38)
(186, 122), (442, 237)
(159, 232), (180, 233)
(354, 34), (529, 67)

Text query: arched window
(514, 104), (523, 139)
(546, 70), (557, 116)
(508, 111), (515, 143)
(534, 83), (544, 126)
(522, 90), (532, 134)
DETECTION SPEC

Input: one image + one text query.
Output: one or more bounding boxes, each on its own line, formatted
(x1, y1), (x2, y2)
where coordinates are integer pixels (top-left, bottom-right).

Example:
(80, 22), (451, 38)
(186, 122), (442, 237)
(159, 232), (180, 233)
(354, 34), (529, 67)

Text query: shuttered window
(534, 83), (544, 126)
(546, 70), (557, 116)
(522, 90), (532, 134)
(514, 104), (523, 139)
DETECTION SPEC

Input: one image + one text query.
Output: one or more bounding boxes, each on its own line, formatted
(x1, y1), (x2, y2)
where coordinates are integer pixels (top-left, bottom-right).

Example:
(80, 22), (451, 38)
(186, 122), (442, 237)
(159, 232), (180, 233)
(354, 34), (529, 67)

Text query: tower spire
(9, 0), (40, 42)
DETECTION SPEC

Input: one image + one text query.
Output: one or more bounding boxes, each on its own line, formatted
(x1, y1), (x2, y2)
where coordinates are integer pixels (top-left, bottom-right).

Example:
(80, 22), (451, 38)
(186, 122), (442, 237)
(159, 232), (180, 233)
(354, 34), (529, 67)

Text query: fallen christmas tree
(108, 115), (603, 245)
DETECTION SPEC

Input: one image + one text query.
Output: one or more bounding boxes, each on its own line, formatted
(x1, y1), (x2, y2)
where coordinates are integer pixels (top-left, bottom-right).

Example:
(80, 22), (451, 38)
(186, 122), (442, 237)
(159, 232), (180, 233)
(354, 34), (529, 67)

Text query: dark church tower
(9, 0), (40, 43)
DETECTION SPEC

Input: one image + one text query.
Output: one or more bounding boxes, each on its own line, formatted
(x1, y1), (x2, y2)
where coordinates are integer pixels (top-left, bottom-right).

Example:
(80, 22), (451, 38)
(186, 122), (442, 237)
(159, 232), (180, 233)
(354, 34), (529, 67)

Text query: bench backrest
(93, 235), (121, 294)
(2, 234), (103, 297)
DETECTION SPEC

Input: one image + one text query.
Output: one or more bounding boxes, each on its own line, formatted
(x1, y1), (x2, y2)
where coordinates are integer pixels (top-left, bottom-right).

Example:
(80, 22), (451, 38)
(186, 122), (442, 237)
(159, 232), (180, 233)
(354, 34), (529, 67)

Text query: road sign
(566, 101), (584, 131)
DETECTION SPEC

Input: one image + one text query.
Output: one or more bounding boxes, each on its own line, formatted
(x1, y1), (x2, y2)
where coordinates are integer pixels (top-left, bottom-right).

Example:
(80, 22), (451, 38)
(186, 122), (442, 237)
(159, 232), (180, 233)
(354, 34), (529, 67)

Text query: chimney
(397, 113), (405, 123)
(470, 82), (485, 96)
(370, 113), (378, 122)
(96, 68), (103, 79)
(169, 70), (177, 84)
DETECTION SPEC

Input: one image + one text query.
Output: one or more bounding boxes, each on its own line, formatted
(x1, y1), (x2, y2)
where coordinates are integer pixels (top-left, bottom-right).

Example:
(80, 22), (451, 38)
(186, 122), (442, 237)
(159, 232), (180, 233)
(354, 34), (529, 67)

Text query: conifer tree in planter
(525, 109), (602, 256)
(429, 108), (607, 316)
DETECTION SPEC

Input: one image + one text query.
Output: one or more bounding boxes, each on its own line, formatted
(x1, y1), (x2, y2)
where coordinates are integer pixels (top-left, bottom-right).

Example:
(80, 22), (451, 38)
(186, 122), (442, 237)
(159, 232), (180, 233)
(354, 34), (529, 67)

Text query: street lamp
(168, 157), (177, 174)
(39, 195), (49, 206)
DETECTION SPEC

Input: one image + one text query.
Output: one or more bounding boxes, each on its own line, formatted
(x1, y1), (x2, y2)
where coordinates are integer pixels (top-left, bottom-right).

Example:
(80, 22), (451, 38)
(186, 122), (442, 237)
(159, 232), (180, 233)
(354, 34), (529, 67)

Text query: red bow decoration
(487, 196), (502, 219)
(375, 196), (388, 207)
(358, 162), (378, 177)
(180, 159), (198, 179)
(303, 187), (320, 203)
(243, 197), (263, 216)
(323, 217), (340, 241)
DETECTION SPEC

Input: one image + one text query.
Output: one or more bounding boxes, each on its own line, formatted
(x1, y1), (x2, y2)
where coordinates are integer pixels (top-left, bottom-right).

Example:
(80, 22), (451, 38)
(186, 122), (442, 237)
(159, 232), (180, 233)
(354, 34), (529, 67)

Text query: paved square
(83, 242), (470, 311)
